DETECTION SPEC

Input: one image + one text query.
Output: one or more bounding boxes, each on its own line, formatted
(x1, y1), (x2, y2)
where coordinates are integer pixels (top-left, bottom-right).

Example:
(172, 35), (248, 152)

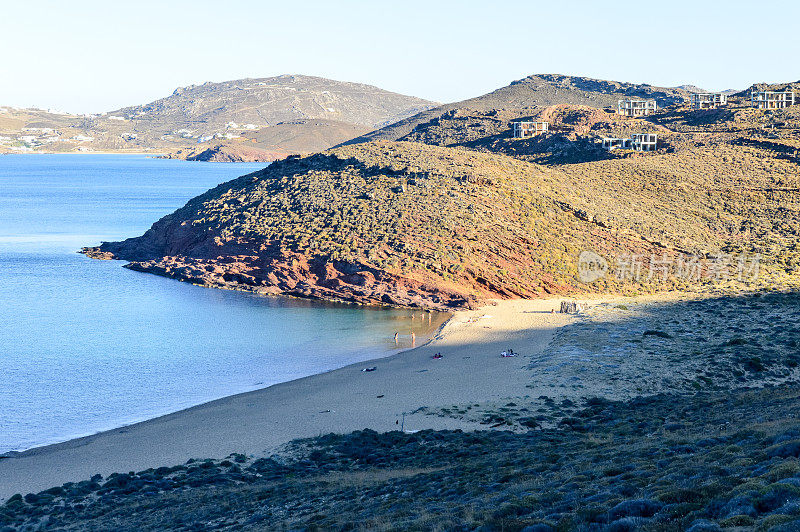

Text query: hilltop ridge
(340, 73), (690, 146)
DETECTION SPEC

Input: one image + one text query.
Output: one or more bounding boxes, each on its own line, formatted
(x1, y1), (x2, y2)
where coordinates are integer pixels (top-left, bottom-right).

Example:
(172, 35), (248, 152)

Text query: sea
(0, 154), (444, 453)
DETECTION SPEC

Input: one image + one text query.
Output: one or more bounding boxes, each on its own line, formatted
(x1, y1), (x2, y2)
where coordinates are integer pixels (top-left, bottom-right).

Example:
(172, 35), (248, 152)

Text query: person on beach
(411, 332), (416, 346)
(394, 332), (398, 345)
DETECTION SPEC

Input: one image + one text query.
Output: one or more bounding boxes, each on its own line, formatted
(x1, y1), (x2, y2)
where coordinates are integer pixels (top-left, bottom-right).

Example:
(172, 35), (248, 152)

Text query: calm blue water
(0, 154), (441, 453)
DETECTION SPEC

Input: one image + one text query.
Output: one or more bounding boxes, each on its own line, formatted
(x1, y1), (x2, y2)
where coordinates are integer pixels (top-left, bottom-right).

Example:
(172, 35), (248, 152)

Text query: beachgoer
(394, 332), (398, 345)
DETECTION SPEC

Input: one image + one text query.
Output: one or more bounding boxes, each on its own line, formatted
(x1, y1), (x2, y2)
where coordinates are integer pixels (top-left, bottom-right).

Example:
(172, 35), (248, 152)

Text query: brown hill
(160, 144), (286, 163)
(82, 115), (800, 309)
(82, 141), (670, 309)
(115, 74), (435, 129)
(161, 119), (371, 161)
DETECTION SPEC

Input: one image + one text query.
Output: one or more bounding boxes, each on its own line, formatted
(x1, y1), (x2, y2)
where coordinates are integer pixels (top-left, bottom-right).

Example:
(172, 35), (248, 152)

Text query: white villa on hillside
(631, 133), (658, 152)
(751, 90), (796, 110)
(511, 121), (549, 138)
(602, 133), (658, 152)
(690, 93), (727, 110)
(602, 137), (632, 151)
(618, 99), (657, 117)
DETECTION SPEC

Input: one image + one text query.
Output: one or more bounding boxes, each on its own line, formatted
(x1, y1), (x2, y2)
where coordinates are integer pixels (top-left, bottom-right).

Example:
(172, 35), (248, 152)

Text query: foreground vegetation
(4, 386), (800, 531)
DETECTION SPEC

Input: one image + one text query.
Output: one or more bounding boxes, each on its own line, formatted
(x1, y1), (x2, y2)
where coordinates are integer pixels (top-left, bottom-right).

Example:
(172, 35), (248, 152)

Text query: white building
(751, 90), (796, 110)
(601, 134), (658, 152)
(690, 93), (727, 110)
(618, 99), (657, 117)
(602, 137), (632, 151)
(511, 121), (549, 138)
(631, 133), (658, 152)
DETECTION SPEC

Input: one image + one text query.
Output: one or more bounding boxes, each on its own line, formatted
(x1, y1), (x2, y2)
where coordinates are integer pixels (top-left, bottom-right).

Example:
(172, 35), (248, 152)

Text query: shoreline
(0, 310), (451, 458)
(0, 297), (583, 500)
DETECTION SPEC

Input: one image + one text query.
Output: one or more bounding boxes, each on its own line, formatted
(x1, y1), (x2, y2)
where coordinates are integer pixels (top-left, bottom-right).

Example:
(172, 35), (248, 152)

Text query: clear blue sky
(2, 0), (798, 113)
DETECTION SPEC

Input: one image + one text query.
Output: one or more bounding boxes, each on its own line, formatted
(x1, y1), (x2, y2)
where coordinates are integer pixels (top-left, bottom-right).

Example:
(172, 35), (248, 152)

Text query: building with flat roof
(618, 99), (657, 117)
(601, 137), (632, 151)
(691, 93), (727, 110)
(601, 133), (658, 152)
(631, 133), (658, 152)
(511, 121), (549, 138)
(751, 90), (796, 110)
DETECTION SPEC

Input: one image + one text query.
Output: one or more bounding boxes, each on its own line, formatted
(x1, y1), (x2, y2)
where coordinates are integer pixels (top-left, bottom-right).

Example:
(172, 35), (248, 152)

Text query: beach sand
(0, 298), (585, 499)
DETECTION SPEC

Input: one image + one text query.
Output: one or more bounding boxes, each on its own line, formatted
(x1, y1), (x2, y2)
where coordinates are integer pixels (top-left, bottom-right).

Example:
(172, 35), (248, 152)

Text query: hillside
(84, 141), (643, 309)
(78, 74), (800, 309)
(83, 104), (800, 308)
(114, 74), (434, 130)
(0, 75), (436, 159)
(342, 73), (690, 145)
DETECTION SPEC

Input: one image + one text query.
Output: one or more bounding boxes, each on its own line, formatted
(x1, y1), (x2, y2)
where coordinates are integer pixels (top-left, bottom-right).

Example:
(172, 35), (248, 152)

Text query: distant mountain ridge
(113, 74), (436, 129)
(0, 75), (438, 158)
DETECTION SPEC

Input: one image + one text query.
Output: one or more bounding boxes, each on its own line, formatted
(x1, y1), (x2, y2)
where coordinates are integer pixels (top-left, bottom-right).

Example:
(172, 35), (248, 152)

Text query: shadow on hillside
(649, 108), (736, 129)
(528, 291), (800, 400)
(455, 133), (616, 165)
(732, 137), (800, 165)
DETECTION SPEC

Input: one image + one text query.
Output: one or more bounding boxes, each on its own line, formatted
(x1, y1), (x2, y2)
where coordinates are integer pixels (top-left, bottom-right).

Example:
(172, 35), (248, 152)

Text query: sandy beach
(0, 298), (583, 500)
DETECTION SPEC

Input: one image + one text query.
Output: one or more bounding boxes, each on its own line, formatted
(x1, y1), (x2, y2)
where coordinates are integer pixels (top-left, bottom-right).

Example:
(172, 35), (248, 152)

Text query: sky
(2, 0), (798, 114)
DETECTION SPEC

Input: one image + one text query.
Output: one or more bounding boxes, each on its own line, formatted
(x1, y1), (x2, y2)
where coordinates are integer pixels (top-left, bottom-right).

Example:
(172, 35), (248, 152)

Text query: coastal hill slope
(82, 76), (800, 309)
(83, 107), (800, 309)
(341, 73), (690, 145)
(86, 141), (653, 309)
(0, 75), (437, 158)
